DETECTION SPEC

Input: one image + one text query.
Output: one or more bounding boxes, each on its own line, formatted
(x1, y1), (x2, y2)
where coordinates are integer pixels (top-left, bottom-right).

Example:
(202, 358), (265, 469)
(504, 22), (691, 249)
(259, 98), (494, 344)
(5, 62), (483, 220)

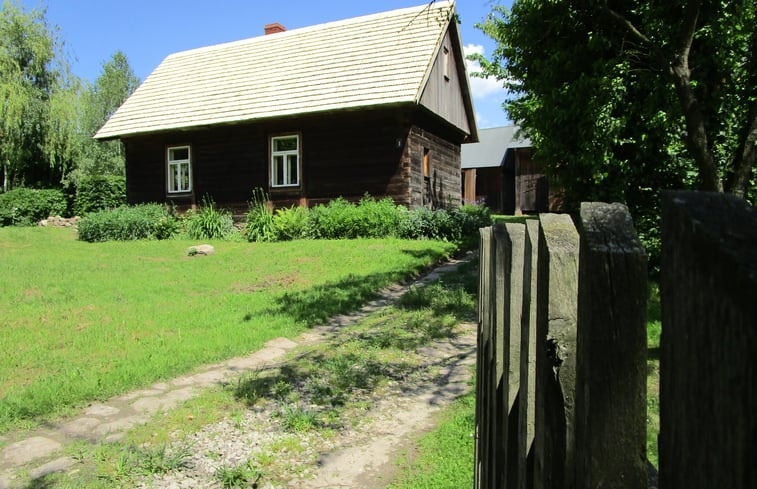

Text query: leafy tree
(473, 0), (756, 206)
(70, 50), (139, 183)
(0, 0), (58, 191)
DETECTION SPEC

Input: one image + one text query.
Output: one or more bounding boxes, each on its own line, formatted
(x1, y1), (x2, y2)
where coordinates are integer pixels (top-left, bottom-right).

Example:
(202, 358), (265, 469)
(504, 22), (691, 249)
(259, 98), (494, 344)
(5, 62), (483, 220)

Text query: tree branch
(727, 98), (757, 197)
(601, 3), (651, 45)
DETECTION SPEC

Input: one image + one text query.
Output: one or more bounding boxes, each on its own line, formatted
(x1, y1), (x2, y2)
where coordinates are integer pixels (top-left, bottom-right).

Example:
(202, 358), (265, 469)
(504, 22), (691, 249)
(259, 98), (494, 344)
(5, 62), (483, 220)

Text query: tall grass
(0, 227), (457, 433)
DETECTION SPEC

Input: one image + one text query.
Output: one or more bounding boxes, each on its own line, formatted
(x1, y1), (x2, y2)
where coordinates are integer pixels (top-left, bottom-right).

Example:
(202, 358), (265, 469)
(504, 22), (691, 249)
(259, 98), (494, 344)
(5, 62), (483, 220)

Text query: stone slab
(59, 417), (101, 438)
(131, 387), (196, 415)
(1, 436), (61, 466)
(83, 404), (120, 417)
(29, 456), (75, 480)
(93, 415), (149, 436)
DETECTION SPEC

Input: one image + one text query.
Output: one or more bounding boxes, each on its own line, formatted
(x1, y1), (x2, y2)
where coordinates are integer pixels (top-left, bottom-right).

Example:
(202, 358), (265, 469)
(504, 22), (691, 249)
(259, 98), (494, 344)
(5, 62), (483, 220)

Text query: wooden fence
(474, 192), (756, 489)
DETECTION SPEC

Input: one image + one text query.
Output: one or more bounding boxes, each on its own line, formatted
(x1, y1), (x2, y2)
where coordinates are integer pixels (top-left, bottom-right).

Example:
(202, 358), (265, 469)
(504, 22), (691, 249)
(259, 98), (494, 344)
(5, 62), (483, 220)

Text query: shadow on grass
(264, 246), (454, 327)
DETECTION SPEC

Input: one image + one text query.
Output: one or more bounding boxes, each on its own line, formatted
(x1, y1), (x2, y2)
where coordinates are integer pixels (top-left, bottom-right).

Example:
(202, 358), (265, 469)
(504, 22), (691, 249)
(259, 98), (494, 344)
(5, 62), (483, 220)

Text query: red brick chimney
(264, 23), (286, 35)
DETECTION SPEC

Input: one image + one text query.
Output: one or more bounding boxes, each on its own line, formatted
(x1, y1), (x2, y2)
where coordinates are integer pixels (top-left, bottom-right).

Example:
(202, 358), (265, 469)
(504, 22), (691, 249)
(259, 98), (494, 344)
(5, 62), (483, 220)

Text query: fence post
(504, 223), (527, 489)
(475, 227), (492, 489)
(518, 219), (539, 489)
(533, 214), (579, 489)
(492, 223), (511, 488)
(660, 192), (757, 489)
(574, 202), (648, 488)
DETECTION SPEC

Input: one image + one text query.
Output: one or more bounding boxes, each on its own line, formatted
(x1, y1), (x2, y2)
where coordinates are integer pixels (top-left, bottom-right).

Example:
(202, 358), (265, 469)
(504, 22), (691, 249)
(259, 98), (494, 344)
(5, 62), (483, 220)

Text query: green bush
(77, 204), (175, 242)
(273, 205), (308, 241)
(183, 196), (235, 240)
(353, 195), (404, 238)
(305, 197), (359, 239)
(451, 204), (492, 237)
(245, 188), (276, 242)
(0, 188), (68, 226)
(73, 175), (126, 215)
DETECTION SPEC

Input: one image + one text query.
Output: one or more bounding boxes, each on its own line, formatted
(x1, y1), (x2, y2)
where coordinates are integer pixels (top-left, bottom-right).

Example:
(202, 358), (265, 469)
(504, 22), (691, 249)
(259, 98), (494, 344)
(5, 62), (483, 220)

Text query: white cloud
(463, 43), (506, 100)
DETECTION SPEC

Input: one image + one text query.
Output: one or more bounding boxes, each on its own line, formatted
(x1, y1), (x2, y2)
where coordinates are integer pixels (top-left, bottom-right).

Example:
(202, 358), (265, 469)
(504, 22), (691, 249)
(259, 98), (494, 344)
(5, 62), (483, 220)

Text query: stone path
(0, 253), (474, 489)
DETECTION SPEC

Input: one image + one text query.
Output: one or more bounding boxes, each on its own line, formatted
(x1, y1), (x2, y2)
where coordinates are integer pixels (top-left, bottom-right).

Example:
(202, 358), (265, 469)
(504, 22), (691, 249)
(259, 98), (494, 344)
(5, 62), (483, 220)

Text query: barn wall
(406, 125), (462, 209)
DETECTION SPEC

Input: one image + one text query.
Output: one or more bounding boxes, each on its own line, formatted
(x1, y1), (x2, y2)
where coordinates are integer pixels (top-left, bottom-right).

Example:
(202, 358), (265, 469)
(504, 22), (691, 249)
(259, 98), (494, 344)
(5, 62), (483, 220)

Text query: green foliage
(0, 187), (67, 226)
(304, 197), (360, 239)
(276, 403), (319, 432)
(76, 203), (175, 242)
(451, 204), (492, 237)
(272, 205), (308, 241)
(474, 0), (757, 267)
(215, 460), (261, 489)
(183, 196), (234, 240)
(73, 175), (126, 215)
(134, 444), (192, 475)
(245, 187), (276, 242)
(397, 207), (457, 241)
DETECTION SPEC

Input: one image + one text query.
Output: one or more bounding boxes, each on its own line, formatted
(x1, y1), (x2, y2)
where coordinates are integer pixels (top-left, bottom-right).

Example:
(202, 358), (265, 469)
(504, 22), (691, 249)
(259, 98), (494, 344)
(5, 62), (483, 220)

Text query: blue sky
(24, 0), (513, 128)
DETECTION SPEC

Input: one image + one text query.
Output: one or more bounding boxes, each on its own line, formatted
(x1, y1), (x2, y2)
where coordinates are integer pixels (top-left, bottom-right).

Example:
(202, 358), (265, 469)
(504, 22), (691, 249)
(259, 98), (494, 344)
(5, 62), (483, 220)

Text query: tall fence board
(476, 204), (647, 489)
(659, 192), (757, 489)
(476, 194), (756, 489)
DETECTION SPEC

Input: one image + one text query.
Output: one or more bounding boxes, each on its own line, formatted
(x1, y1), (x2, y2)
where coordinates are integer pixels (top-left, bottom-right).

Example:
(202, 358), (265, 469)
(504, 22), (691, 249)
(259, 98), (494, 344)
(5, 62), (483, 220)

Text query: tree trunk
(727, 101), (757, 198)
(2, 161), (7, 193)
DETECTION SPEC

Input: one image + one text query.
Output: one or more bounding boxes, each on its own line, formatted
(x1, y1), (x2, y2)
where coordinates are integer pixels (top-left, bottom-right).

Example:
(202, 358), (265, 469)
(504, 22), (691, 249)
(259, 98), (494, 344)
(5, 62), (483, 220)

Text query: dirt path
(0, 254), (477, 489)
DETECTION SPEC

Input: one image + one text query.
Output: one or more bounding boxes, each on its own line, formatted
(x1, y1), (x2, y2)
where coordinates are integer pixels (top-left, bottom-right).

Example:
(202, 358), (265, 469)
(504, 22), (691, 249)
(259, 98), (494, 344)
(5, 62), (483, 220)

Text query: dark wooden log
(660, 191), (757, 489)
(534, 213), (579, 489)
(575, 202), (648, 489)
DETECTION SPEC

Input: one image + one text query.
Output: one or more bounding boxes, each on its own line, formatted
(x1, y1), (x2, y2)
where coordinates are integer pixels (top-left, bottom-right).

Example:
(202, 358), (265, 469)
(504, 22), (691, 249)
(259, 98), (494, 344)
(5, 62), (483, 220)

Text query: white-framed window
(167, 145), (192, 193)
(270, 134), (300, 188)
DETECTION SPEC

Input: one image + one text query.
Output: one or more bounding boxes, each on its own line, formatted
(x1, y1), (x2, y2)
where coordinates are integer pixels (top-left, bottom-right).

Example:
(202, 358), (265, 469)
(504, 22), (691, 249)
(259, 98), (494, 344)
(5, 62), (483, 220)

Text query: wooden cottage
(461, 125), (551, 214)
(95, 1), (478, 211)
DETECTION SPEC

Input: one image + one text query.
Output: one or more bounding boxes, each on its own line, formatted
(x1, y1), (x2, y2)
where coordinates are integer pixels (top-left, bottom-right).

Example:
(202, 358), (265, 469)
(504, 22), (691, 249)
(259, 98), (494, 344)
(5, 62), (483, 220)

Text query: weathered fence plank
(575, 202), (648, 488)
(534, 213), (579, 489)
(660, 192), (757, 489)
(504, 223), (527, 489)
(517, 219), (539, 489)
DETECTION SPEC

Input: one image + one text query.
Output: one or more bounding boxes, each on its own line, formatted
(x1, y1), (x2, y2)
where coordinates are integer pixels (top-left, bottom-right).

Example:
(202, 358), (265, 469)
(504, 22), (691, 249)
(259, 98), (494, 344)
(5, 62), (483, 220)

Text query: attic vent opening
(264, 23), (286, 35)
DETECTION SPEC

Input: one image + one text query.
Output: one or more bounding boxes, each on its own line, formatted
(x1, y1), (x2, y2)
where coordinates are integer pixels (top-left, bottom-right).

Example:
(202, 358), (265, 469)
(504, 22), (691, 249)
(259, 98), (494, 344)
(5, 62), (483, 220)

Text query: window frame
(166, 145), (192, 194)
(442, 45), (450, 81)
(270, 134), (302, 189)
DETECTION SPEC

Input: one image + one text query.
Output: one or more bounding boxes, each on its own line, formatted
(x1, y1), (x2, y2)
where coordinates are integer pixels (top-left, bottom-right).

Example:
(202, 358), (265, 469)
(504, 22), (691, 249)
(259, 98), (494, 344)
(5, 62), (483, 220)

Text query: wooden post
(492, 223), (510, 488)
(660, 192), (757, 489)
(534, 213), (579, 489)
(504, 223), (527, 489)
(475, 227), (492, 489)
(518, 219), (539, 489)
(575, 202), (647, 488)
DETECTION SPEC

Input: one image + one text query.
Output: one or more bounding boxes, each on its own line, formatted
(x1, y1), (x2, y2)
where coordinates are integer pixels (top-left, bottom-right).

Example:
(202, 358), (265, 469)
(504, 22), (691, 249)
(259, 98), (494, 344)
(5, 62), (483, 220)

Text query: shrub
(451, 204), (492, 237)
(73, 175), (126, 215)
(0, 188), (68, 226)
(183, 196), (235, 240)
(77, 204), (174, 242)
(305, 197), (358, 239)
(273, 205), (308, 241)
(353, 195), (404, 238)
(245, 188), (276, 242)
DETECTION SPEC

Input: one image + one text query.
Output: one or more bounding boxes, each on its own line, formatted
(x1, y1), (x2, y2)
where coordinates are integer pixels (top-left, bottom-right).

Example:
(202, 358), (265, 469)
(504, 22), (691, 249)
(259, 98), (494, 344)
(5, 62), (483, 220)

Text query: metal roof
(95, 1), (462, 140)
(461, 125), (531, 169)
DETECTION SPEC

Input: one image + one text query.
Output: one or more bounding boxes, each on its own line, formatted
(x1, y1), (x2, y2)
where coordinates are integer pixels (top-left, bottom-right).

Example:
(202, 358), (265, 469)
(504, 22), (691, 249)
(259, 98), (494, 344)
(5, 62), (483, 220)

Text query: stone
(29, 456), (75, 480)
(83, 403), (120, 417)
(1, 436), (61, 466)
(59, 417), (101, 438)
(187, 244), (215, 256)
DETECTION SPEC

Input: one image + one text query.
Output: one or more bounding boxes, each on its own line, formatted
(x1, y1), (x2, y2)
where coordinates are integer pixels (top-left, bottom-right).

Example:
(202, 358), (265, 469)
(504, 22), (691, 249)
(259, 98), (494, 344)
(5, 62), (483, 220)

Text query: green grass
(32, 258), (480, 489)
(0, 226), (457, 433)
(389, 391), (475, 489)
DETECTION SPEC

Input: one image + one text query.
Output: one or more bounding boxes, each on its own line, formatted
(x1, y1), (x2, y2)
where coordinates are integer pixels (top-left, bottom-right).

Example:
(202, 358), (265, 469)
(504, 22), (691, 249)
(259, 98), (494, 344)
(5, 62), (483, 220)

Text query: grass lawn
(0, 226), (458, 433)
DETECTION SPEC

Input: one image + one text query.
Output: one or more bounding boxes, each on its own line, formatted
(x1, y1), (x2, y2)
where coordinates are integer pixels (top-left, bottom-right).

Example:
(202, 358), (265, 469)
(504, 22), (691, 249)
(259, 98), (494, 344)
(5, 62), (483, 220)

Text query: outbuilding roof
(95, 1), (472, 140)
(461, 125), (531, 169)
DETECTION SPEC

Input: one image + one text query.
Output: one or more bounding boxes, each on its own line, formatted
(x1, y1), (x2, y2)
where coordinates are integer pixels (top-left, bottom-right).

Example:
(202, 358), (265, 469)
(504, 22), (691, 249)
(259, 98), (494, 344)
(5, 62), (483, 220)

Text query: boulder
(187, 244), (215, 256)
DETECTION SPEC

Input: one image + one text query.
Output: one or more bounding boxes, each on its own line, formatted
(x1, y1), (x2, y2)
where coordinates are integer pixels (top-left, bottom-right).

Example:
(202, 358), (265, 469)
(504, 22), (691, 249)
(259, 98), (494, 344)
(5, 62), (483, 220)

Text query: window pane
(180, 163), (190, 191)
(287, 155), (298, 185)
(169, 147), (189, 161)
(273, 155), (284, 186)
(274, 137), (297, 152)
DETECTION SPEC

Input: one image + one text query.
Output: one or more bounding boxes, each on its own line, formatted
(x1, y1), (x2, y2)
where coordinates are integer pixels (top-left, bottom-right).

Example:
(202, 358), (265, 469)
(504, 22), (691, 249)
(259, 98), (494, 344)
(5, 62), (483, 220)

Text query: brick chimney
(264, 23), (286, 35)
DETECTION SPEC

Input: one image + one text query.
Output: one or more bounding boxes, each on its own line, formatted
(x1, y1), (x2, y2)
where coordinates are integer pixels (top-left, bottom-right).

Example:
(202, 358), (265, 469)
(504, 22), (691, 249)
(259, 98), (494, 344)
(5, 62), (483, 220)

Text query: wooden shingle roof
(95, 1), (462, 140)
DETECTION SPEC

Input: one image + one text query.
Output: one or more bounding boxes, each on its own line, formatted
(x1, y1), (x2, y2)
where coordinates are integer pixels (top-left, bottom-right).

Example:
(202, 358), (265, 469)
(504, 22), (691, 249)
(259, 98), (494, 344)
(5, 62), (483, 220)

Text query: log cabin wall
(123, 109), (420, 211)
(405, 125), (462, 209)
